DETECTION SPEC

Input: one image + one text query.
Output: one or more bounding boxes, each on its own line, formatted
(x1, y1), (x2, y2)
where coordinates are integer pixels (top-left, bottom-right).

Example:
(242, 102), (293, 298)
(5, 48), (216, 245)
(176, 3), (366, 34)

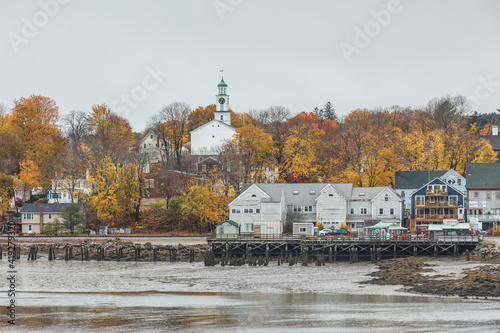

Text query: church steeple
(215, 73), (230, 125)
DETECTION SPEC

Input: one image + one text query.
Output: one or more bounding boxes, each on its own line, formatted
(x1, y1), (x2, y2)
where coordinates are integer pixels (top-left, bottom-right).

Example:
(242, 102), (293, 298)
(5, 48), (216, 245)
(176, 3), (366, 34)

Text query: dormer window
(384, 195), (389, 202)
(251, 194), (257, 197)
(150, 135), (153, 139)
(329, 194), (333, 197)
(293, 190), (299, 195)
(309, 190), (316, 195)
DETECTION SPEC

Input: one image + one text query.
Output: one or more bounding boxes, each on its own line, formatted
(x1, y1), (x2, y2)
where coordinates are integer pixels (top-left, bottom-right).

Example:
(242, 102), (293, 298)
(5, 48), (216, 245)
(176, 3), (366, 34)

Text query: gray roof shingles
(20, 203), (70, 213)
(395, 171), (447, 190)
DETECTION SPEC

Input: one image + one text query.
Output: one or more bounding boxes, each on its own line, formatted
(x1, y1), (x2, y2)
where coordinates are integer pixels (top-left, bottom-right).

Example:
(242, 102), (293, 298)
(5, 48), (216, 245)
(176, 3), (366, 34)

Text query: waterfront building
(409, 177), (465, 233)
(465, 163), (500, 231)
(229, 183), (403, 235)
(20, 203), (70, 234)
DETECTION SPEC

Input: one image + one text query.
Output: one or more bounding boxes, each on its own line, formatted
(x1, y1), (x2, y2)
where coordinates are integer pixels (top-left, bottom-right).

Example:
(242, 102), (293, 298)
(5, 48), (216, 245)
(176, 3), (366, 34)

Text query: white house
(229, 183), (403, 235)
(48, 173), (92, 204)
(190, 77), (236, 155)
(20, 203), (69, 234)
(137, 129), (170, 166)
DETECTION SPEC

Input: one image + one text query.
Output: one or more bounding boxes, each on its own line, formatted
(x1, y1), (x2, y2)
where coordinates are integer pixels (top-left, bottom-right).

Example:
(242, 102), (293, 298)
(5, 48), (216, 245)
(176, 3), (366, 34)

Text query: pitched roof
(189, 119), (235, 133)
(217, 220), (239, 227)
(395, 170), (447, 189)
(20, 203), (71, 213)
(465, 163), (500, 188)
(484, 135), (500, 151)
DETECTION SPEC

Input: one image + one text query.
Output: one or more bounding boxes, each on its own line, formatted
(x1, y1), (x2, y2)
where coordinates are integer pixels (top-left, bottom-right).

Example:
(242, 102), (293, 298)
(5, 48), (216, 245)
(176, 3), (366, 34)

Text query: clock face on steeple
(218, 97), (226, 104)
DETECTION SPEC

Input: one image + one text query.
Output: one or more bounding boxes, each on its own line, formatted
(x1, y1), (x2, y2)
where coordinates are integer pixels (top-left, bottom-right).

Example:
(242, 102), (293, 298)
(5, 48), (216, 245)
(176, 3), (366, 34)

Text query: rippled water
(2, 292), (500, 332)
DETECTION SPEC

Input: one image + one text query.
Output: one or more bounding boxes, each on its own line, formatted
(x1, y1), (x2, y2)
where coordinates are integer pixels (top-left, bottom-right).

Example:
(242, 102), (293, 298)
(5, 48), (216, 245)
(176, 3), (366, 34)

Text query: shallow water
(1, 259), (499, 332)
(2, 291), (500, 332)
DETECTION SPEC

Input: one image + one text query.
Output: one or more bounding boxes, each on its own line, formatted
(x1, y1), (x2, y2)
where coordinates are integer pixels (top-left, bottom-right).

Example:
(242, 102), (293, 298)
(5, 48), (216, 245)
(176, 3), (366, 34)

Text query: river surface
(2, 291), (500, 332)
(1, 260), (499, 332)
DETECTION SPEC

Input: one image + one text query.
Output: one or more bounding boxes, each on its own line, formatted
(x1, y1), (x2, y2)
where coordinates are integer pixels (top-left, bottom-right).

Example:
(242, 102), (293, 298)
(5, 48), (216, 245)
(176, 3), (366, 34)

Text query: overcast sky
(1, 0), (499, 132)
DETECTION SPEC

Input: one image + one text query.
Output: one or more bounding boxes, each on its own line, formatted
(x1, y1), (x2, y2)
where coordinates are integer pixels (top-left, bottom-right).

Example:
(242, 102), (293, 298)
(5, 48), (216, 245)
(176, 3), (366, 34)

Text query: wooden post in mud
(285, 244), (288, 263)
(301, 247), (308, 266)
(370, 248), (375, 263)
(377, 247), (381, 262)
(334, 245), (337, 263)
(413, 245), (418, 257)
(328, 247), (332, 263)
(0, 246), (3, 259)
(434, 244), (438, 257)
(393, 244), (397, 259)
(16, 246), (20, 260)
(454, 244), (458, 256)
(466, 249), (470, 261)
(153, 246), (158, 262)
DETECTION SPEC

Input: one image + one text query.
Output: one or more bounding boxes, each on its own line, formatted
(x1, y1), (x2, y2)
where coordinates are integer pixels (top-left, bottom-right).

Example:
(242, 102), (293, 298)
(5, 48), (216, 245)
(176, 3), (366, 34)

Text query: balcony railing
(415, 213), (459, 220)
(426, 189), (448, 196)
(415, 200), (458, 208)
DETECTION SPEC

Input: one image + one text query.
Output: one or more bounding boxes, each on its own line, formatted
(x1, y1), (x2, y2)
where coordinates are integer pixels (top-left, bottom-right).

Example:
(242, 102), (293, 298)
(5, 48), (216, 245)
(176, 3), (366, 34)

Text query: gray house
(466, 163), (500, 231)
(229, 183), (403, 234)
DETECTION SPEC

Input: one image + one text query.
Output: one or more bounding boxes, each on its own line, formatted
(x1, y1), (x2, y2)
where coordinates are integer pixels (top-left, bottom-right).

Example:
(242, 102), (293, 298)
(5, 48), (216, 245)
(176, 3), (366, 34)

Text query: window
(231, 209), (236, 213)
(28, 224), (32, 232)
(199, 157), (203, 162)
(497, 192), (500, 200)
(220, 115), (223, 120)
(48, 214), (52, 219)
(256, 209), (260, 214)
(360, 208), (367, 215)
(150, 134), (153, 139)
(212, 135), (215, 138)
(248, 209), (254, 214)
(24, 214), (34, 220)
(415, 195), (425, 206)
(143, 144), (146, 148)
(457, 179), (462, 185)
(390, 208), (394, 215)
(329, 194), (334, 197)
(299, 227), (306, 233)
(251, 194), (257, 197)
(350, 208), (354, 215)
(379, 208), (384, 215)
(384, 195), (389, 202)
(293, 190), (299, 195)
(359, 192), (365, 196)
(474, 192), (479, 198)
(304, 206), (313, 212)
(293, 205), (302, 212)
(487, 192), (491, 200)
(202, 165), (207, 171)
(309, 190), (316, 195)
(244, 209), (249, 213)
(401, 191), (405, 198)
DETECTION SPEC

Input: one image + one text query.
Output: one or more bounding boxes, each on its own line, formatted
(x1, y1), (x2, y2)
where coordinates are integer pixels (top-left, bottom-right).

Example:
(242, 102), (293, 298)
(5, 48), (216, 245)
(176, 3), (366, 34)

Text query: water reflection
(1, 292), (499, 333)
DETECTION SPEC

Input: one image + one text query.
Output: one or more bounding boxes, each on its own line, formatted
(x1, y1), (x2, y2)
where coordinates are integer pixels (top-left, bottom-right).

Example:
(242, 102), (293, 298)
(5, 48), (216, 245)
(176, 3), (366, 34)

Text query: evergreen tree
(61, 203), (82, 234)
(313, 107), (323, 120)
(323, 102), (338, 123)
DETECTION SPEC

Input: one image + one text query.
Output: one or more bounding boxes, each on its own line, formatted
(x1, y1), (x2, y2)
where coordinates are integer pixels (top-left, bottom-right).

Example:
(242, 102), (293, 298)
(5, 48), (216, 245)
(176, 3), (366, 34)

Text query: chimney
(39, 205), (44, 234)
(492, 125), (498, 136)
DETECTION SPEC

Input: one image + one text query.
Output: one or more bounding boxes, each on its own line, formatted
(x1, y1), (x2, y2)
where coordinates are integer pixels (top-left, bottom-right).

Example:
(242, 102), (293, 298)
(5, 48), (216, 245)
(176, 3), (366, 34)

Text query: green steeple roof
(217, 77), (227, 87)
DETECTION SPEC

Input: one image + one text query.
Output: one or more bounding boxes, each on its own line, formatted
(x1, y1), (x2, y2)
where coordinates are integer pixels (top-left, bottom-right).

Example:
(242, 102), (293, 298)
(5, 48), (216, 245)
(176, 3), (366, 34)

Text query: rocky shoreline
(365, 255), (500, 298)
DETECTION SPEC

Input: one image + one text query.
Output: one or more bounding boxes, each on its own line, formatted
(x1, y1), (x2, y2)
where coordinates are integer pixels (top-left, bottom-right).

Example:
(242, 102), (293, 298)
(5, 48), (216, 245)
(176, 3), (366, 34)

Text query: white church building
(190, 77), (236, 155)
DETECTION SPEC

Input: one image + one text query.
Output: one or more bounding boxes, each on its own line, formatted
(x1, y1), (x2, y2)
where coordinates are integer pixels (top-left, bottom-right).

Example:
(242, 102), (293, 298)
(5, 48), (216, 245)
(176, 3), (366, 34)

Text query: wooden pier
(207, 234), (479, 263)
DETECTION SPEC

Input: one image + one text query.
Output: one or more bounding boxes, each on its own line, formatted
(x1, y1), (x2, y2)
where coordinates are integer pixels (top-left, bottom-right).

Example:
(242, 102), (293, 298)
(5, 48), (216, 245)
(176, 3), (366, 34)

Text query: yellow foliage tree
(19, 158), (42, 200)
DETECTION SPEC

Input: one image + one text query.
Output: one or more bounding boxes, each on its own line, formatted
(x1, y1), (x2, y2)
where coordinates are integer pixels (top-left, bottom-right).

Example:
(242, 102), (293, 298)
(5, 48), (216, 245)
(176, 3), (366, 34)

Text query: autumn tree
(11, 95), (65, 186)
(0, 174), (14, 224)
(0, 106), (23, 174)
(149, 102), (190, 169)
(188, 104), (216, 132)
(180, 184), (231, 232)
(19, 158), (42, 200)
(223, 124), (274, 183)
